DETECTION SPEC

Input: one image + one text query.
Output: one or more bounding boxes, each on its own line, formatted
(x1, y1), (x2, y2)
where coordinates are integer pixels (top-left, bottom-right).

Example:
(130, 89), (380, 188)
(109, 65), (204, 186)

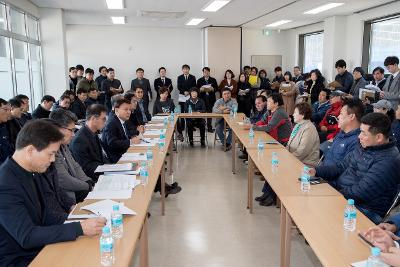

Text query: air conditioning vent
(137, 10), (186, 20)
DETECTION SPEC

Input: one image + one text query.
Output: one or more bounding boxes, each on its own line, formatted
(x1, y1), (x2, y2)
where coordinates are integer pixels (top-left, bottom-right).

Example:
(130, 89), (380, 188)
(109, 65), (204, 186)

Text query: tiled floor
(134, 137), (322, 267)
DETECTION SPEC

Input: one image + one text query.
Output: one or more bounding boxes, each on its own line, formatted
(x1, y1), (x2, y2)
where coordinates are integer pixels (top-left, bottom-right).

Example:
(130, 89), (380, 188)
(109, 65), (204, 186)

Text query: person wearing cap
(349, 67), (368, 97)
(381, 56), (400, 110)
(318, 90), (343, 142)
(373, 100), (395, 121)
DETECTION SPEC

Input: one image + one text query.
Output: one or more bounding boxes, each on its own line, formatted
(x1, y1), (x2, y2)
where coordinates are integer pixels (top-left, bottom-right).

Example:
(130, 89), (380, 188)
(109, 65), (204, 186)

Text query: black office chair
(382, 185), (400, 222)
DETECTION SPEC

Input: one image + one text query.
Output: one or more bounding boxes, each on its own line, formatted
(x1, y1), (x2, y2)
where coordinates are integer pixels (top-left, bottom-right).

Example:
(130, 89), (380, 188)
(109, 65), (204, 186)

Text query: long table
(30, 112), (373, 267)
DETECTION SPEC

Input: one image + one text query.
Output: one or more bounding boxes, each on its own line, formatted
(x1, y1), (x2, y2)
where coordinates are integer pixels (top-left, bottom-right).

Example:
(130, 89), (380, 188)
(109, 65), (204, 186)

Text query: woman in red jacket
(318, 90), (344, 142)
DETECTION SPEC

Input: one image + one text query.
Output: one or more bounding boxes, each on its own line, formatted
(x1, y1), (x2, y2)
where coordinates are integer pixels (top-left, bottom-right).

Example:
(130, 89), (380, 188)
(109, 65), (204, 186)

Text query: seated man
(71, 88), (88, 120)
(310, 113), (400, 224)
(49, 109), (93, 202)
(14, 94), (32, 127)
(101, 98), (141, 163)
(85, 87), (100, 107)
(69, 104), (108, 180)
(311, 89), (331, 125)
(318, 90), (343, 143)
(321, 98), (364, 166)
(0, 98), (13, 164)
(32, 95), (55, 119)
(7, 98), (23, 147)
(185, 87), (206, 148)
(132, 87), (151, 125)
(0, 119), (105, 266)
(53, 94), (71, 111)
(212, 88), (238, 151)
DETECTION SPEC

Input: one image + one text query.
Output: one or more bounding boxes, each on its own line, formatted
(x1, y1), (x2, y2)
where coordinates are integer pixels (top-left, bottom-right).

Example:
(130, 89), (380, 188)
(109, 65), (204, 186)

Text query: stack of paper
(131, 141), (157, 147)
(179, 94), (190, 103)
(143, 129), (164, 135)
(95, 163), (133, 173)
(152, 115), (166, 121)
(145, 123), (164, 127)
(81, 199), (137, 218)
(85, 174), (141, 199)
(119, 152), (147, 162)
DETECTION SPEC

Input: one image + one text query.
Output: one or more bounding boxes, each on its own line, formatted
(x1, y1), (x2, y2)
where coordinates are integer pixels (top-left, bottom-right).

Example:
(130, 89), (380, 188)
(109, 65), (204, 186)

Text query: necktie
(388, 75), (394, 90)
(162, 78), (165, 85)
(122, 123), (128, 139)
(185, 75), (188, 81)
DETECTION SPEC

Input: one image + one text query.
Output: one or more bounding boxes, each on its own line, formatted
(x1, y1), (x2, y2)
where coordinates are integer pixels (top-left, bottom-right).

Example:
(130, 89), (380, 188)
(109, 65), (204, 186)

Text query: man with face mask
(0, 119), (106, 266)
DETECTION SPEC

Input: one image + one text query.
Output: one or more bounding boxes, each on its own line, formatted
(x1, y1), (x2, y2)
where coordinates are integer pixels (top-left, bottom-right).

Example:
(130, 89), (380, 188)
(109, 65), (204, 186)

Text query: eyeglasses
(0, 106), (11, 112)
(61, 126), (75, 133)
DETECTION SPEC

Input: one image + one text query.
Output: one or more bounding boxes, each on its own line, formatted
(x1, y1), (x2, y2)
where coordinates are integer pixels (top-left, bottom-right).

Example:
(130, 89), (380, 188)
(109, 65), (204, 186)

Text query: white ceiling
(30, 0), (393, 29)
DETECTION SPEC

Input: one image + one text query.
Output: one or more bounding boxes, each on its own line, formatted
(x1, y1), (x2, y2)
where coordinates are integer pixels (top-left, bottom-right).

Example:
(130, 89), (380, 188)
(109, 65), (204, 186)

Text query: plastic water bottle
(249, 127), (255, 144)
(160, 131), (166, 141)
(146, 148), (153, 167)
(188, 105), (192, 113)
(257, 138), (264, 156)
(343, 199), (357, 231)
(163, 117), (168, 127)
(100, 226), (114, 266)
(140, 161), (149, 185)
(111, 204), (123, 239)
(366, 247), (388, 267)
(169, 112), (174, 124)
(233, 104), (238, 118)
(300, 166), (311, 193)
(230, 109), (234, 119)
(174, 106), (181, 114)
(271, 152), (279, 174)
(158, 140), (165, 153)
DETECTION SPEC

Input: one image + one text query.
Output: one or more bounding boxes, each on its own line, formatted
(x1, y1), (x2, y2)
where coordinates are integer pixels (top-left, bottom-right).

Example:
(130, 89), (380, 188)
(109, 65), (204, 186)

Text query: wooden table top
(177, 112), (224, 119)
(281, 196), (374, 267)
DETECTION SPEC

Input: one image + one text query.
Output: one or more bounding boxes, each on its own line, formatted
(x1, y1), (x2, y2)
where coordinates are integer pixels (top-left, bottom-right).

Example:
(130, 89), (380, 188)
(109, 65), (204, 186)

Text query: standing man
(372, 66), (387, 90)
(154, 67), (173, 99)
(76, 68), (98, 92)
(130, 68), (152, 106)
(95, 66), (108, 106)
(68, 67), (78, 93)
(333, 59), (354, 93)
(197, 67), (218, 132)
(381, 56), (400, 110)
(102, 67), (123, 113)
(75, 64), (84, 83)
(0, 99), (13, 164)
(293, 66), (304, 82)
(177, 64), (196, 141)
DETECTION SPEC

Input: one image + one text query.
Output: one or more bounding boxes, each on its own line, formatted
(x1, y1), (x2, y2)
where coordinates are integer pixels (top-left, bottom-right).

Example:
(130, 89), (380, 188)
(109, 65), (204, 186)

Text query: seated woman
(259, 69), (271, 93)
(184, 87), (206, 147)
(237, 72), (252, 117)
(152, 86), (175, 115)
(218, 69), (238, 99)
(279, 71), (296, 116)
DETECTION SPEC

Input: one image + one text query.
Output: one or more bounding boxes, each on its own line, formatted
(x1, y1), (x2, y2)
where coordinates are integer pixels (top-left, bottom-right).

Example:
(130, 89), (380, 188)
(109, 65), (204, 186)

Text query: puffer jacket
(316, 138), (400, 217)
(321, 128), (361, 166)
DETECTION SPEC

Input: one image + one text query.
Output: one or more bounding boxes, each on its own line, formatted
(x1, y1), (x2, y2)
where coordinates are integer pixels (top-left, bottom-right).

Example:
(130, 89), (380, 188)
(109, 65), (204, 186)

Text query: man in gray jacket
(212, 88), (238, 151)
(381, 56), (400, 110)
(49, 108), (93, 202)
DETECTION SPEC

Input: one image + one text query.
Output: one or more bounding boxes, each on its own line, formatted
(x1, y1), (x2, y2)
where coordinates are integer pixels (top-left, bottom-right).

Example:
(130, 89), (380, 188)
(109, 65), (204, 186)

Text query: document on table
(152, 115), (166, 121)
(145, 123), (164, 127)
(94, 175), (140, 191)
(131, 141), (157, 147)
(95, 163), (133, 173)
(68, 214), (99, 220)
(85, 190), (132, 200)
(143, 129), (164, 135)
(81, 199), (137, 217)
(179, 94), (189, 103)
(103, 169), (140, 175)
(351, 260), (368, 267)
(119, 152), (147, 162)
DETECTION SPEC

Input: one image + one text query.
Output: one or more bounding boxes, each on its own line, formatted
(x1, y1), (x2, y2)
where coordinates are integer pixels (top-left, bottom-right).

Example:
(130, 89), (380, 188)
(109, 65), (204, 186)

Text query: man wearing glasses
(0, 98), (13, 165)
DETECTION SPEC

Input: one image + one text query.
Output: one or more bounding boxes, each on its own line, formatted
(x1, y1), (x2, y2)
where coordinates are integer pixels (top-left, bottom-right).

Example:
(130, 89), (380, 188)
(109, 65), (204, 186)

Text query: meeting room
(1, 0), (400, 266)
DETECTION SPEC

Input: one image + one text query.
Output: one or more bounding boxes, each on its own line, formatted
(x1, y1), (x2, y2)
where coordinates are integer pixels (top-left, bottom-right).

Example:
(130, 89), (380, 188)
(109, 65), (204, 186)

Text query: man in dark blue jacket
(333, 59), (354, 93)
(0, 98), (14, 165)
(311, 112), (400, 224)
(0, 119), (105, 266)
(321, 98), (364, 165)
(101, 98), (141, 163)
(312, 89), (331, 125)
(71, 88), (88, 120)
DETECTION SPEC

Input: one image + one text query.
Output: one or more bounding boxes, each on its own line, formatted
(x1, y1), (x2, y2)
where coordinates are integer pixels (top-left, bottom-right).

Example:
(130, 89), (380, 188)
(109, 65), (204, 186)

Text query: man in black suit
(132, 87), (151, 125)
(71, 88), (88, 120)
(14, 94), (32, 127)
(0, 119), (105, 266)
(293, 66), (304, 83)
(197, 67), (218, 132)
(101, 67), (123, 113)
(154, 67), (173, 99)
(32, 95), (55, 119)
(101, 98), (141, 163)
(177, 64), (196, 140)
(372, 66), (387, 90)
(70, 104), (108, 180)
(130, 68), (153, 106)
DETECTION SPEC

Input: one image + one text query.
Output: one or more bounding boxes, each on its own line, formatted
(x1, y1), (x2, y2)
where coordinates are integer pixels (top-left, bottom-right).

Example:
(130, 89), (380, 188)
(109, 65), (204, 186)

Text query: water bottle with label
(271, 152), (279, 173)
(169, 112), (174, 126)
(249, 127), (255, 144)
(100, 226), (114, 266)
(158, 140), (165, 153)
(233, 104), (238, 118)
(160, 130), (166, 141)
(343, 199), (357, 231)
(366, 247), (389, 267)
(188, 105), (192, 114)
(111, 204), (123, 239)
(174, 105), (181, 114)
(230, 109), (234, 119)
(163, 117), (168, 127)
(140, 161), (149, 185)
(257, 138), (264, 156)
(300, 166), (311, 193)
(146, 148), (153, 167)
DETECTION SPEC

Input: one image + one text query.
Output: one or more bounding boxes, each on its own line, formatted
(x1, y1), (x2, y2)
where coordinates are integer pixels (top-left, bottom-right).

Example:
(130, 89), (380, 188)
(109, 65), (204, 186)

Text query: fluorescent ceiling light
(304, 3), (344, 15)
(266, 20), (292, 27)
(106, 0), (124, 9)
(186, 18), (205, 26)
(202, 0), (231, 12)
(111, 16), (125, 24)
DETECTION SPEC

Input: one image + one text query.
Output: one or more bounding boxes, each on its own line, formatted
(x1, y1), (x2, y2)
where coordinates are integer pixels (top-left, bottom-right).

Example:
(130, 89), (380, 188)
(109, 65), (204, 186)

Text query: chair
(213, 124), (229, 147)
(184, 118), (208, 146)
(382, 185), (400, 222)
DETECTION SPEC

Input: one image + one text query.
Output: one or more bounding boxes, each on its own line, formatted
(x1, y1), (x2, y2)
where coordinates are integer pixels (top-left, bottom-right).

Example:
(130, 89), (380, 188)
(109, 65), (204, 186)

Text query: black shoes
(189, 141), (194, 147)
(255, 192), (269, 202)
(207, 128), (215, 133)
(238, 154), (248, 160)
(201, 142), (206, 148)
(259, 195), (276, 206)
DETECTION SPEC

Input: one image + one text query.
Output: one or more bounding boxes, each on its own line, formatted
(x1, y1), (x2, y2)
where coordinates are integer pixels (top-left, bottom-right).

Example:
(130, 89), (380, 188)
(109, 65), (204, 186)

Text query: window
(365, 16), (400, 73)
(0, 2), (43, 110)
(299, 32), (324, 73)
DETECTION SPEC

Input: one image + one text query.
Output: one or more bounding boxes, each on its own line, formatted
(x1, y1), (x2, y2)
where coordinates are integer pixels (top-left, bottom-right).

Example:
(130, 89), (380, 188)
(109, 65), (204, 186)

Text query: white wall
(66, 25), (203, 100)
